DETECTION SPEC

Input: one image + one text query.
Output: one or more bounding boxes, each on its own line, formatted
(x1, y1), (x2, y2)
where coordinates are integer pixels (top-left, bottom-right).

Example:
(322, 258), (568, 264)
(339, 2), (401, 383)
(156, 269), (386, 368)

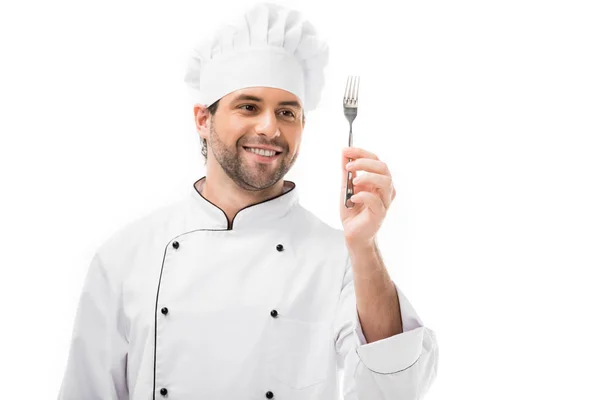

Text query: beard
(207, 118), (298, 191)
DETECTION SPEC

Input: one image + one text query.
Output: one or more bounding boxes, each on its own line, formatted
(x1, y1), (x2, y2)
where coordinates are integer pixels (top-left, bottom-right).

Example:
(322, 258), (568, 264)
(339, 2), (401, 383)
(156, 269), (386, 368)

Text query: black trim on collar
(192, 176), (296, 230)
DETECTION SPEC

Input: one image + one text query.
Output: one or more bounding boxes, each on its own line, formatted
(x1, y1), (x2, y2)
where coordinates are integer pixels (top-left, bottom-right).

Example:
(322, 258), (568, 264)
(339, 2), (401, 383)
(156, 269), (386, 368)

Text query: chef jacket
(57, 177), (439, 400)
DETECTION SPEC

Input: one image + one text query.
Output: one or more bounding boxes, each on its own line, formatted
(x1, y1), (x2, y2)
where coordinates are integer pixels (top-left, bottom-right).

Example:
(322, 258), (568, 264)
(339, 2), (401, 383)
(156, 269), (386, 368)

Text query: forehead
(223, 87), (302, 106)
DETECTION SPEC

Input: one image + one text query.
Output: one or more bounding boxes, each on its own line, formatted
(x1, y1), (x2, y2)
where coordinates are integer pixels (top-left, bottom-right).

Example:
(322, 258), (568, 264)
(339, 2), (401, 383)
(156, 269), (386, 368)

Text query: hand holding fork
(343, 76), (360, 208)
(340, 76), (397, 248)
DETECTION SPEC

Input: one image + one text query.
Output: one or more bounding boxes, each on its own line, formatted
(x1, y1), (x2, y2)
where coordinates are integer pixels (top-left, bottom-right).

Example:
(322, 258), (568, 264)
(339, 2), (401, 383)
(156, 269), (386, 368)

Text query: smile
(245, 147), (279, 157)
(243, 147), (283, 163)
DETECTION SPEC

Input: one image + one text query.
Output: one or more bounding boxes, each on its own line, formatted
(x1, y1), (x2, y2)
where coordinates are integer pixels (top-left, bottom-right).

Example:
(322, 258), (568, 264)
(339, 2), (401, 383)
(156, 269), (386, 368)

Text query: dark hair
(200, 99), (305, 163)
(201, 100), (220, 161)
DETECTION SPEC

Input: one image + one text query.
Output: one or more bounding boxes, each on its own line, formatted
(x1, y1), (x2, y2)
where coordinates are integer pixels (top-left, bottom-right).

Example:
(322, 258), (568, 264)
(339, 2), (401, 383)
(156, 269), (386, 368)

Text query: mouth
(243, 146), (283, 163)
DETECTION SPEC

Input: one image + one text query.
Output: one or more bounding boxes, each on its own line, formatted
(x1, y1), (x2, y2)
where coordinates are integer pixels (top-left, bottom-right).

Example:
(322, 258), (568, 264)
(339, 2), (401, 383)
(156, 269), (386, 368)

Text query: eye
(280, 110), (296, 118)
(240, 104), (257, 112)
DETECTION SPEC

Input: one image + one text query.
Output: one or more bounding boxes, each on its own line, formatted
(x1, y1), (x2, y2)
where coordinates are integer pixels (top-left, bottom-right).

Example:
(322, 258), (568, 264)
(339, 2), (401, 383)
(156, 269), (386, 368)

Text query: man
(57, 3), (438, 399)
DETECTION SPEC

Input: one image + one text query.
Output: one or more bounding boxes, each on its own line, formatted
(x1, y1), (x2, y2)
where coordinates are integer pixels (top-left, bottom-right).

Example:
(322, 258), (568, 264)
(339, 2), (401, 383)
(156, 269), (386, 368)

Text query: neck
(197, 168), (286, 225)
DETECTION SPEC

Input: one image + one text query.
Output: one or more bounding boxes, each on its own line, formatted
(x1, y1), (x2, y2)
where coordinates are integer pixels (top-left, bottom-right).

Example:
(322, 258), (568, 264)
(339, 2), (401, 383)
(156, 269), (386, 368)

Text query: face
(195, 87), (304, 191)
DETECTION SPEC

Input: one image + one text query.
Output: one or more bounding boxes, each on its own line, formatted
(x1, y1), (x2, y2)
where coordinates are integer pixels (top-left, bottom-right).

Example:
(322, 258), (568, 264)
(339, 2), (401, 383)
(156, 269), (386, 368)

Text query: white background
(1, 0), (599, 398)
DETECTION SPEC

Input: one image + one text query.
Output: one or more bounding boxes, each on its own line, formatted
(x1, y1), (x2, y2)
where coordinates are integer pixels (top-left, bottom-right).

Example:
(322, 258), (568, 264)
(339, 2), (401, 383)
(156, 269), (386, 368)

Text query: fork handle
(345, 125), (355, 208)
(345, 158), (355, 208)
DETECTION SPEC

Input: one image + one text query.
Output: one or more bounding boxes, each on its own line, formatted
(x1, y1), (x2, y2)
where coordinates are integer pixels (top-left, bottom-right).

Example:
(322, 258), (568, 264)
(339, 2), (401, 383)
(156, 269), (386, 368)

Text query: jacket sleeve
(57, 252), (129, 400)
(334, 258), (439, 399)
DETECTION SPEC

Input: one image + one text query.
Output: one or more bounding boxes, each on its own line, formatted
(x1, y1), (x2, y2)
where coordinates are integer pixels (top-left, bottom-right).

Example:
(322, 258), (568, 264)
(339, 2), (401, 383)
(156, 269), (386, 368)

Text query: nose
(254, 111), (280, 139)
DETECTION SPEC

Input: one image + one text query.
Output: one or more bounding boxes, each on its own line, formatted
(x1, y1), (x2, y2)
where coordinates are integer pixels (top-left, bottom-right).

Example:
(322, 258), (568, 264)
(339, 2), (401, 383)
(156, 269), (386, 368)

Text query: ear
(193, 104), (210, 140)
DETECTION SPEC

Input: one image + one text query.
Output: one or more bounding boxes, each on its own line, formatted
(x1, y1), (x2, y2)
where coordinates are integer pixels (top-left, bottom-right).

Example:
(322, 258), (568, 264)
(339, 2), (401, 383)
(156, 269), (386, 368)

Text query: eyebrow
(232, 94), (302, 109)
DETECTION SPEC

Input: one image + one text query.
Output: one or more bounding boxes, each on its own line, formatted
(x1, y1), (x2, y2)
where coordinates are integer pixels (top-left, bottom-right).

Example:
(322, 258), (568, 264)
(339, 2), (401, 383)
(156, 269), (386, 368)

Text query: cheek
(288, 136), (302, 154)
(284, 127), (302, 146)
(219, 126), (246, 148)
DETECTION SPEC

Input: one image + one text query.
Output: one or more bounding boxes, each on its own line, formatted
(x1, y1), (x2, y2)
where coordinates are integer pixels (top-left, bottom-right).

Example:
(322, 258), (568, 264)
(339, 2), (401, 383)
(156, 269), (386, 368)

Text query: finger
(350, 191), (386, 216)
(342, 146), (379, 161)
(341, 150), (356, 182)
(353, 173), (393, 209)
(346, 158), (390, 176)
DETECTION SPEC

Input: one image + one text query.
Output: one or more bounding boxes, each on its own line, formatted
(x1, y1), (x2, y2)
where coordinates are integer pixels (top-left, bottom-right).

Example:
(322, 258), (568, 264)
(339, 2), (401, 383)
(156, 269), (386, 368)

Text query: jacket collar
(189, 176), (299, 231)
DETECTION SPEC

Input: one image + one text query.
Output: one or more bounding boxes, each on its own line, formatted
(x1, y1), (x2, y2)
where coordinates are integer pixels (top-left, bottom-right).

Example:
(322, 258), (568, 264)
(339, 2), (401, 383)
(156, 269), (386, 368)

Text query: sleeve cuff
(352, 281), (426, 373)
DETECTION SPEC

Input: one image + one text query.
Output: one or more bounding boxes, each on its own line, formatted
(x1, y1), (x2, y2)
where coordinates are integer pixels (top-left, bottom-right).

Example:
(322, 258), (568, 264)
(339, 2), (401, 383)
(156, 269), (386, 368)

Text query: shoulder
(92, 197), (189, 282)
(291, 204), (349, 259)
(101, 198), (185, 250)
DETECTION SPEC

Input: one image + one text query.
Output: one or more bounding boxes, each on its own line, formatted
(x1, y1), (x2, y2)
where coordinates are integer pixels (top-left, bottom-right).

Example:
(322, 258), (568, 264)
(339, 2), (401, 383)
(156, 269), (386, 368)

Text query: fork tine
(344, 76), (351, 101)
(343, 75), (360, 106)
(349, 76), (358, 103)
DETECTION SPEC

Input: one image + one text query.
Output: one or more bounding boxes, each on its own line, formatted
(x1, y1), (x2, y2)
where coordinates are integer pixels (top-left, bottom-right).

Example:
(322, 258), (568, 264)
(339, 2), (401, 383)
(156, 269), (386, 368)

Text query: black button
(160, 388), (168, 396)
(276, 244), (284, 252)
(270, 309), (278, 318)
(265, 391), (274, 399)
(161, 307), (169, 315)
(172, 241), (179, 249)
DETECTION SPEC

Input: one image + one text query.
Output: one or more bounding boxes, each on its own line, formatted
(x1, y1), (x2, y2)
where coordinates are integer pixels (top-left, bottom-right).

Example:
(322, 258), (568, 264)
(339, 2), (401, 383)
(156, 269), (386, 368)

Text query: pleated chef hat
(184, 2), (329, 111)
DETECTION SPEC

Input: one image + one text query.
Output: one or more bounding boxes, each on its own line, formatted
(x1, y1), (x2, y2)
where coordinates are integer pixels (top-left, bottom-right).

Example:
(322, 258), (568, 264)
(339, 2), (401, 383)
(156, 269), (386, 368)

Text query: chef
(57, 2), (438, 399)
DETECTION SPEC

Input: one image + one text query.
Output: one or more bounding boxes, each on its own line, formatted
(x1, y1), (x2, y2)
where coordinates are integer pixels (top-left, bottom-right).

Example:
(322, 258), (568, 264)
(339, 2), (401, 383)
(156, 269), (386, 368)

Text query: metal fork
(343, 75), (360, 208)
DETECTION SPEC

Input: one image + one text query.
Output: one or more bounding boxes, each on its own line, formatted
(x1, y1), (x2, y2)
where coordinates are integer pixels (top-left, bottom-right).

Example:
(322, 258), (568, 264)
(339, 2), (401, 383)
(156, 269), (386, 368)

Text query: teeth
(247, 147), (277, 157)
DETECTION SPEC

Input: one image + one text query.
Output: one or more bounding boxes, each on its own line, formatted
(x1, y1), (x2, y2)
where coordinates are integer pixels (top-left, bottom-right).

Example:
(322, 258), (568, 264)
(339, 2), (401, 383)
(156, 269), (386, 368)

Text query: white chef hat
(184, 2), (329, 111)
